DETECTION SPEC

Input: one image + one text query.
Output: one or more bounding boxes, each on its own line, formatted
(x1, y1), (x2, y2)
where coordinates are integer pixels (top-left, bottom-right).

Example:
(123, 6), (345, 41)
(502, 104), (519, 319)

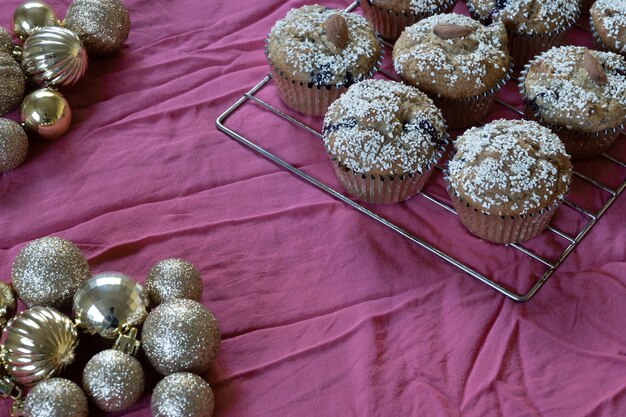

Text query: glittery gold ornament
(0, 118), (28, 172)
(12, 1), (59, 43)
(73, 272), (149, 339)
(22, 26), (87, 88)
(64, 0), (130, 56)
(11, 236), (90, 309)
(0, 52), (25, 116)
(82, 349), (144, 412)
(23, 378), (88, 417)
(0, 282), (17, 329)
(20, 88), (72, 141)
(0, 27), (13, 55)
(142, 299), (221, 376)
(151, 373), (215, 417)
(2, 307), (79, 386)
(145, 259), (203, 306)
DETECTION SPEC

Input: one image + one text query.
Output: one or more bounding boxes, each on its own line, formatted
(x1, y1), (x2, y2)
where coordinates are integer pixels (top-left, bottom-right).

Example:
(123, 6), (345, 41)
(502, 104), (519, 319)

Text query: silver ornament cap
(73, 271), (149, 339)
(151, 373), (215, 417)
(145, 258), (203, 306)
(11, 237), (90, 309)
(142, 299), (221, 376)
(82, 349), (144, 412)
(23, 378), (88, 417)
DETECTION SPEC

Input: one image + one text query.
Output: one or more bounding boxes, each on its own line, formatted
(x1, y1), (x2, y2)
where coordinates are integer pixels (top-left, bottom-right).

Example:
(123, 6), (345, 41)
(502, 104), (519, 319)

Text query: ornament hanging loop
(113, 326), (141, 357)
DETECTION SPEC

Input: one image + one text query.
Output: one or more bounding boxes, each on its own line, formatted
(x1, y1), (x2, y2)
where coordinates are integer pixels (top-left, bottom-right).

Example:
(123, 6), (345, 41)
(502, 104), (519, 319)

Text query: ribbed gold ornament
(1, 307), (78, 386)
(21, 26), (87, 88)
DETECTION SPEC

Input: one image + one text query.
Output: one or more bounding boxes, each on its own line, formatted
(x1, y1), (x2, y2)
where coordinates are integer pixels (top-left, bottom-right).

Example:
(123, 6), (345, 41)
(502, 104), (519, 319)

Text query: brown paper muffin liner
(429, 59), (512, 129)
(326, 131), (449, 204)
(519, 62), (623, 159)
(360, 0), (456, 42)
(265, 37), (384, 116)
(465, 1), (579, 72)
(446, 188), (559, 244)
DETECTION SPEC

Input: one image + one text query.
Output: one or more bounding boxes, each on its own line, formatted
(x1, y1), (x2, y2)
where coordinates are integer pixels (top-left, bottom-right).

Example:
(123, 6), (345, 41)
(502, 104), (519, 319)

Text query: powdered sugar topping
(323, 79), (445, 174)
(447, 119), (571, 215)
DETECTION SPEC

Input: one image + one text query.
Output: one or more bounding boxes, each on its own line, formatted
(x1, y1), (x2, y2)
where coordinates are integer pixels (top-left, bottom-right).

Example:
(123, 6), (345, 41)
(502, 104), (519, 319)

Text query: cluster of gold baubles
(0, 0), (130, 173)
(0, 237), (219, 417)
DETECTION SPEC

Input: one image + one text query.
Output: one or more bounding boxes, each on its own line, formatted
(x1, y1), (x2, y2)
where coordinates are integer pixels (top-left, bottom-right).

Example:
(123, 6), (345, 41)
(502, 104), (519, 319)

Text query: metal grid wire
(216, 1), (626, 302)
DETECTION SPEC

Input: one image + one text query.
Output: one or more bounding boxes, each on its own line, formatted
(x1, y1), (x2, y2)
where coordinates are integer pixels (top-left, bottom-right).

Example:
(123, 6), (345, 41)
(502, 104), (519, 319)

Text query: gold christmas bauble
(2, 307), (79, 386)
(142, 299), (221, 376)
(12, 1), (59, 43)
(73, 272), (149, 339)
(21, 88), (72, 141)
(0, 27), (13, 55)
(0, 52), (25, 116)
(23, 378), (89, 417)
(151, 373), (215, 417)
(0, 118), (28, 172)
(11, 236), (90, 309)
(82, 349), (144, 412)
(22, 26), (87, 88)
(0, 282), (17, 329)
(64, 0), (130, 56)
(145, 258), (203, 306)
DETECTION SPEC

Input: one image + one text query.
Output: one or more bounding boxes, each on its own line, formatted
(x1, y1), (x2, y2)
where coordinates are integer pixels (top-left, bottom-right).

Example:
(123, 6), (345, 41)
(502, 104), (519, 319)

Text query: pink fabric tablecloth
(1, 0), (625, 416)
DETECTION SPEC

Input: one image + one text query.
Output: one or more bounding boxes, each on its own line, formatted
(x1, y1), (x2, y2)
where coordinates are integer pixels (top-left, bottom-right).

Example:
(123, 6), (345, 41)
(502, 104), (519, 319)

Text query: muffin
(445, 119), (572, 244)
(590, 0), (626, 55)
(360, 0), (457, 41)
(323, 79), (447, 204)
(466, 0), (580, 70)
(520, 46), (626, 159)
(266, 5), (381, 116)
(393, 13), (511, 128)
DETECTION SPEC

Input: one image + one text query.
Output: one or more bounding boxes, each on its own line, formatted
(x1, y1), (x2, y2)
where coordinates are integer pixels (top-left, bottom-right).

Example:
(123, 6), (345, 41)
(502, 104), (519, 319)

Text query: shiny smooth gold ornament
(20, 88), (72, 141)
(0, 118), (28, 172)
(0, 282), (17, 329)
(82, 349), (144, 412)
(0, 53), (25, 116)
(23, 378), (89, 417)
(73, 272), (149, 339)
(0, 27), (13, 55)
(145, 258), (203, 306)
(151, 373), (215, 417)
(2, 307), (79, 386)
(64, 0), (130, 56)
(12, 237), (90, 309)
(22, 26), (87, 88)
(12, 1), (59, 43)
(142, 299), (221, 376)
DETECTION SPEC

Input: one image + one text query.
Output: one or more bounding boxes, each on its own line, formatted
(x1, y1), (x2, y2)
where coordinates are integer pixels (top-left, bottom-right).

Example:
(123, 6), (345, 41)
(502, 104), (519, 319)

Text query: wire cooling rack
(216, 1), (626, 302)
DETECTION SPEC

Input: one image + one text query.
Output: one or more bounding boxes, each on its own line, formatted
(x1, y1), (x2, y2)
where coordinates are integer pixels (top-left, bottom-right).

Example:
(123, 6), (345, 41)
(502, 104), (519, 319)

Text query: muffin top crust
(267, 5), (380, 86)
(393, 13), (510, 98)
(522, 46), (626, 132)
(368, 0), (456, 14)
(467, 0), (580, 34)
(591, 0), (626, 55)
(323, 79), (446, 176)
(447, 119), (571, 216)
